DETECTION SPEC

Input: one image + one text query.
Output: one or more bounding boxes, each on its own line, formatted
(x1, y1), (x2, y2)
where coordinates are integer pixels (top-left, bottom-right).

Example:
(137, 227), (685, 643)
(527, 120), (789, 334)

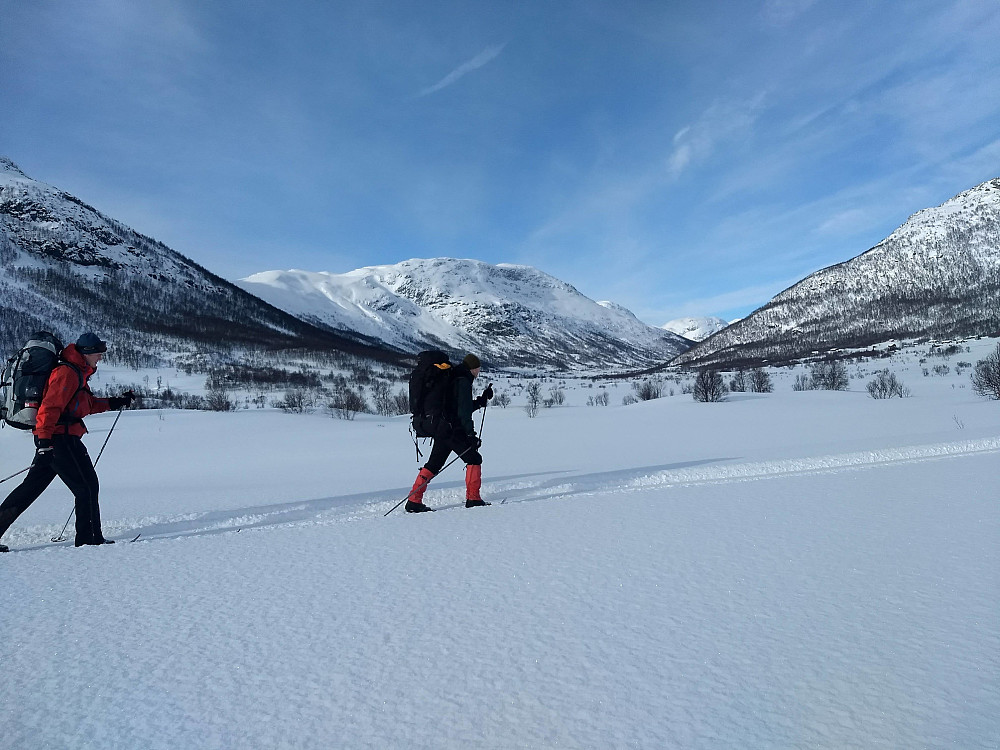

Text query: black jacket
(449, 364), (487, 435)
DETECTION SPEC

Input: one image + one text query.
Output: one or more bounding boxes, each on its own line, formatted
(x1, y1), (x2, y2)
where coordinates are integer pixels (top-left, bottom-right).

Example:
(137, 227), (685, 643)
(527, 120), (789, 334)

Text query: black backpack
(408, 350), (454, 437)
(1, 331), (65, 430)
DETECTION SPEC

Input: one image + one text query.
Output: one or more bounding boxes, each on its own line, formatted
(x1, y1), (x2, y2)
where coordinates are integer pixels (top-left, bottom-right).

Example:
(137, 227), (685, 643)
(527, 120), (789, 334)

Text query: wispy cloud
(416, 43), (507, 97)
(760, 0), (817, 27)
(668, 94), (767, 178)
(645, 275), (805, 324)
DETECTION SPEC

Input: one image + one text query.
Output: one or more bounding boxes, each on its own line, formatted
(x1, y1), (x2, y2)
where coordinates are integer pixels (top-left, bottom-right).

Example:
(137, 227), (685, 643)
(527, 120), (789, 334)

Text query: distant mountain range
(5, 155), (997, 374)
(661, 316), (730, 342)
(676, 177), (1000, 368)
(0, 157), (687, 372)
(237, 260), (691, 370)
(0, 157), (396, 367)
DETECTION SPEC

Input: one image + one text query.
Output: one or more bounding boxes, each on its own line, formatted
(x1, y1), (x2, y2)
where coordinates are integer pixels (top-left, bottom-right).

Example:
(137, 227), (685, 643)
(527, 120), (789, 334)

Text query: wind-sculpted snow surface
(3, 449), (997, 748)
(2, 378), (998, 748)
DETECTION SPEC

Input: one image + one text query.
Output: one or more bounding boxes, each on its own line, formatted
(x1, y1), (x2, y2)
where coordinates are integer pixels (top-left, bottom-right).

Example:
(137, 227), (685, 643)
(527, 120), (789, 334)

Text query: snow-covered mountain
(675, 177), (1000, 368)
(238, 259), (691, 370)
(662, 316), (729, 342)
(0, 157), (397, 363)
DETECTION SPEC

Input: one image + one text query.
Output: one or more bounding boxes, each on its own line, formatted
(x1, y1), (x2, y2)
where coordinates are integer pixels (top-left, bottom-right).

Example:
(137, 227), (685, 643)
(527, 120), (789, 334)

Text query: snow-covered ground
(2, 340), (998, 749)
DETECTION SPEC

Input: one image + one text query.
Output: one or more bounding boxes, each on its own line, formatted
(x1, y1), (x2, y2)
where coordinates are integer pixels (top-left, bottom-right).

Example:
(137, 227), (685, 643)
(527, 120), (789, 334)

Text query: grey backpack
(0, 332), (64, 430)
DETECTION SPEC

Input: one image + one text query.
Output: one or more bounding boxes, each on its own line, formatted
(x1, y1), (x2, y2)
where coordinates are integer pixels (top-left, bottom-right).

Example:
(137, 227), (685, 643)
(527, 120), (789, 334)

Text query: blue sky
(2, 0), (999, 325)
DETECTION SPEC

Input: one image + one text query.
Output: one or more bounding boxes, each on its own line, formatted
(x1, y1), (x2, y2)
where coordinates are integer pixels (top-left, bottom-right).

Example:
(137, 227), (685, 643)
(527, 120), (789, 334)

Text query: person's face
(83, 351), (104, 369)
(471, 367), (481, 379)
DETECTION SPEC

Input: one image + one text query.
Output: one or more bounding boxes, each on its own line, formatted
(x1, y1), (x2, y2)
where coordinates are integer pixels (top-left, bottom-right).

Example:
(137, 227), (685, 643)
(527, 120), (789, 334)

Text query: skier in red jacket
(0, 333), (134, 550)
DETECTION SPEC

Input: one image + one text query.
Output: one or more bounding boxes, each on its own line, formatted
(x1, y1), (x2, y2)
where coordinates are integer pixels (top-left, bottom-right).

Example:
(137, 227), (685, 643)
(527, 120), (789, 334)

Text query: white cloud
(667, 94), (767, 178)
(416, 43), (507, 98)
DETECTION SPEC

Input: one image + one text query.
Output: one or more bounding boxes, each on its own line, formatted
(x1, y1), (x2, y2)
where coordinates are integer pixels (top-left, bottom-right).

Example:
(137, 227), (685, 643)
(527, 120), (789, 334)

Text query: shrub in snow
(524, 381), (542, 418)
(792, 373), (813, 391)
(729, 370), (747, 392)
(205, 378), (236, 412)
(393, 388), (410, 415)
(971, 343), (1000, 400)
(866, 370), (911, 399)
(809, 361), (850, 391)
(693, 369), (728, 402)
(622, 393), (639, 406)
(749, 368), (773, 393)
(328, 387), (367, 420)
(633, 379), (663, 401)
(495, 391), (512, 408)
(370, 380), (408, 417)
(276, 388), (310, 413)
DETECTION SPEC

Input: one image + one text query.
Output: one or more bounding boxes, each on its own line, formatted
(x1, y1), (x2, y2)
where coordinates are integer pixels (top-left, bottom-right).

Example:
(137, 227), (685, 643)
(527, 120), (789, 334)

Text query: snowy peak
(597, 300), (641, 320)
(675, 176), (1000, 367)
(240, 258), (691, 371)
(662, 316), (729, 342)
(0, 157), (28, 178)
(0, 160), (219, 280)
(0, 160), (401, 360)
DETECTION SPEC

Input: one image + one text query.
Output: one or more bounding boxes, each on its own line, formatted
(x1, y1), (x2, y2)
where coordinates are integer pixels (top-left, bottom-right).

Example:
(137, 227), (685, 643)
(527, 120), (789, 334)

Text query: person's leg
(407, 439), (452, 512)
(406, 467), (436, 510)
(52, 436), (104, 546)
(0, 462), (58, 545)
(462, 445), (487, 507)
(423, 437), (453, 476)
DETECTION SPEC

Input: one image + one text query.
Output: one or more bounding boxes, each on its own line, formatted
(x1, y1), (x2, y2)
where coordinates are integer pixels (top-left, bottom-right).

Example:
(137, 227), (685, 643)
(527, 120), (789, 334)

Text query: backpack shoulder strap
(55, 361), (85, 391)
(51, 362), (87, 427)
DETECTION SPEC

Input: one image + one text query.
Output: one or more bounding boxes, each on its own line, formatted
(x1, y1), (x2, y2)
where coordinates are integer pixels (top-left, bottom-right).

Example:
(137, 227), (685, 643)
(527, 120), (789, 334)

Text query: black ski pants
(424, 427), (482, 475)
(0, 435), (103, 545)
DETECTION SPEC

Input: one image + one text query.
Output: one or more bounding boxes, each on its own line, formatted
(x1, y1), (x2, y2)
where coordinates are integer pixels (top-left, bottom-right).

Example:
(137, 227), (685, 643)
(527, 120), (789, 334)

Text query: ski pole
(0, 466), (31, 485)
(384, 445), (474, 517)
(478, 383), (490, 440)
(93, 407), (124, 464)
(51, 408), (125, 543)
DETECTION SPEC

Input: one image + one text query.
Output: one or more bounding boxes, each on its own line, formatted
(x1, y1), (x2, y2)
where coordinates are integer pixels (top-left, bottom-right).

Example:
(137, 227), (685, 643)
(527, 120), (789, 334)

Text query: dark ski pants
(424, 429), (482, 475)
(0, 435), (103, 545)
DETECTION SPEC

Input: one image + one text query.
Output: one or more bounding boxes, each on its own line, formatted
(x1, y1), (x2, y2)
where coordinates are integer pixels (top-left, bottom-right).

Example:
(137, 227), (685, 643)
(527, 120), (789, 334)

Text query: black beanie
(463, 354), (481, 370)
(76, 332), (107, 354)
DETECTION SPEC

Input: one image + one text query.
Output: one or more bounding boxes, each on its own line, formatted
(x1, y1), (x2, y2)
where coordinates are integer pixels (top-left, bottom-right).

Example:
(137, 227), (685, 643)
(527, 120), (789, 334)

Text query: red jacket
(34, 344), (111, 439)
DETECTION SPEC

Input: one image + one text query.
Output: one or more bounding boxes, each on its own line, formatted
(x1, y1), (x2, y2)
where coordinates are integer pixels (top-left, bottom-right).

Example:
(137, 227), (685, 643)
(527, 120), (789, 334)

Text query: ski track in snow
(11, 435), (999, 551)
(4, 443), (998, 749)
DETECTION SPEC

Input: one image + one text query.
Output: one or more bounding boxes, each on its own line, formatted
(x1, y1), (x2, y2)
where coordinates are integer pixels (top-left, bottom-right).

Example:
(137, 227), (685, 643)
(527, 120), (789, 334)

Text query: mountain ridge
(0, 157), (400, 365)
(238, 259), (692, 371)
(675, 177), (1000, 368)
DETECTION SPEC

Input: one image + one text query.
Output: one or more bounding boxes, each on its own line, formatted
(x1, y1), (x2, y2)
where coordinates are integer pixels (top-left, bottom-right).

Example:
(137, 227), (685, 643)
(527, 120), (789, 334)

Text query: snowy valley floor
(2, 386), (999, 749)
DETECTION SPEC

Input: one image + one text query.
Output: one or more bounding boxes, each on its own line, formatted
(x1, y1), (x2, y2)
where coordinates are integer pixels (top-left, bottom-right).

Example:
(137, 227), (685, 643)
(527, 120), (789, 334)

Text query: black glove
(474, 385), (494, 409)
(467, 433), (482, 449)
(108, 390), (136, 410)
(33, 437), (54, 467)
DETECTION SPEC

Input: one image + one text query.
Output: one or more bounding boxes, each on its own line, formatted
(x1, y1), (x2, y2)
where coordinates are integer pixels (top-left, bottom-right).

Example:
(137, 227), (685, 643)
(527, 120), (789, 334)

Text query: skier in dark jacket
(406, 354), (493, 513)
(0, 333), (134, 551)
